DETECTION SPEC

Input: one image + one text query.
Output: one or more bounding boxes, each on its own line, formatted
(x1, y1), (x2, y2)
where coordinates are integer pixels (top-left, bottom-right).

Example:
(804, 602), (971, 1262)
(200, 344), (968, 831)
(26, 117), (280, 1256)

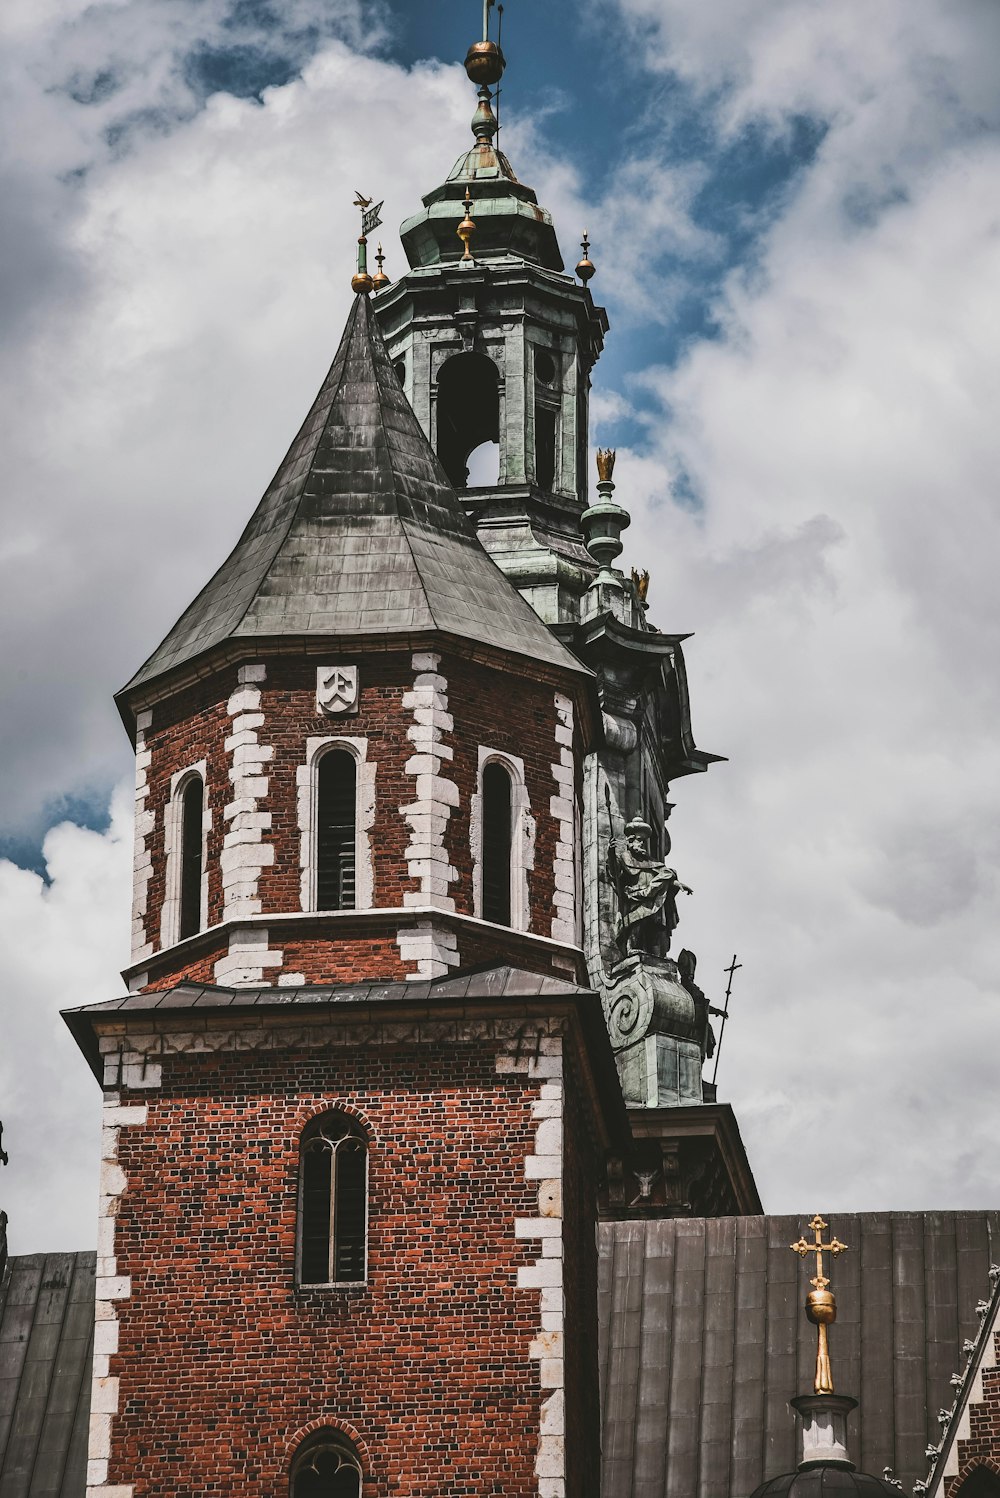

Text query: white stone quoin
(215, 664), (283, 985)
(500, 1032), (567, 1498)
(86, 1098), (147, 1498)
(221, 663), (273, 921)
(401, 652), (459, 911)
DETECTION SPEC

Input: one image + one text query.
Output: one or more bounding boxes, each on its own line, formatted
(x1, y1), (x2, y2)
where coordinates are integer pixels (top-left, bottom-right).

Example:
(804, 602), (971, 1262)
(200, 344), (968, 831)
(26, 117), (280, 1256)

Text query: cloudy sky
(1, 0), (998, 1253)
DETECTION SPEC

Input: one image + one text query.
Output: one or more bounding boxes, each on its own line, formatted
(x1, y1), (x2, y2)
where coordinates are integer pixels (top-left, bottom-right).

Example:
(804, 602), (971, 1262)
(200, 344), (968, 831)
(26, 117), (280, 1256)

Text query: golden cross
(790, 1214), (848, 1290)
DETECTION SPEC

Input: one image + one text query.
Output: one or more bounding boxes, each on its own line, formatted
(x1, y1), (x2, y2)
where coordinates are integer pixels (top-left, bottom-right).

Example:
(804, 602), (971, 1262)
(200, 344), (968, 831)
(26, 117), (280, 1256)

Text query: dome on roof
(750, 1467), (903, 1498)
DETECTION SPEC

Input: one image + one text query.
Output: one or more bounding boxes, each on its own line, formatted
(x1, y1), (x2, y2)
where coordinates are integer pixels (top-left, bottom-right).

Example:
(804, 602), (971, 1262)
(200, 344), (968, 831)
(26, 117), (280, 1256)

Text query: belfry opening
(436, 350), (500, 488)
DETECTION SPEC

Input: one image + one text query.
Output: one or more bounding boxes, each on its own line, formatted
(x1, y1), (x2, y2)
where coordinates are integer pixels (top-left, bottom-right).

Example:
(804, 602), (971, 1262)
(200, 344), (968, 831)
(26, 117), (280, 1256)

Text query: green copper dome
(399, 78), (564, 272)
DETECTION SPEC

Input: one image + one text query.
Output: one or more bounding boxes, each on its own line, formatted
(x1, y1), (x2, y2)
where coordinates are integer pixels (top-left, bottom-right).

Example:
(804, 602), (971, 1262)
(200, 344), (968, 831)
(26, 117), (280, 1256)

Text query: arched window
(316, 750), (356, 912)
(957, 1470), (1000, 1498)
(437, 351), (499, 488)
(482, 760), (513, 926)
(290, 1432), (363, 1498)
(178, 775), (204, 940)
(299, 1115), (368, 1286)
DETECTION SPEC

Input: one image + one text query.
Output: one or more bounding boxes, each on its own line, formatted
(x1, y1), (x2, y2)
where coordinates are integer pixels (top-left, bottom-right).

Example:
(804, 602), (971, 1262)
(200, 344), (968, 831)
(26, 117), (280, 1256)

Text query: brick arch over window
(289, 1428), (364, 1498)
(958, 1463), (1000, 1498)
(297, 1112), (368, 1287)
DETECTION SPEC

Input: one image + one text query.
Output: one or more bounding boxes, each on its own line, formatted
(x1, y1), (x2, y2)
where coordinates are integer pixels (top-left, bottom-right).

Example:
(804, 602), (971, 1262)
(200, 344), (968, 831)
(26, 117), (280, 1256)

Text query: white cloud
(0, 16), (469, 837)
(0, 785), (132, 1252)
(597, 0), (1000, 1210)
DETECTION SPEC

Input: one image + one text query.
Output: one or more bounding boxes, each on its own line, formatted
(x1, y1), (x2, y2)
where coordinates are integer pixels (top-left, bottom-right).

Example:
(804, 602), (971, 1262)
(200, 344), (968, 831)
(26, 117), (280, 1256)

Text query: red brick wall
(133, 646), (582, 990)
(107, 1032), (589, 1496)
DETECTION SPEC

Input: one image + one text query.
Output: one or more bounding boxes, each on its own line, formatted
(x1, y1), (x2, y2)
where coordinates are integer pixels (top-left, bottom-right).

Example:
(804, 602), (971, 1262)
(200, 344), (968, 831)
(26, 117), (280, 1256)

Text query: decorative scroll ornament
(790, 1214), (849, 1394)
(317, 666), (359, 716)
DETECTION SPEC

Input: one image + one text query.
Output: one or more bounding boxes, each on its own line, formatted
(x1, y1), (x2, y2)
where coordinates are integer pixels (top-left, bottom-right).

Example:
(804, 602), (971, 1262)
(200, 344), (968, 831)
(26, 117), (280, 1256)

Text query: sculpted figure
(607, 814), (692, 957)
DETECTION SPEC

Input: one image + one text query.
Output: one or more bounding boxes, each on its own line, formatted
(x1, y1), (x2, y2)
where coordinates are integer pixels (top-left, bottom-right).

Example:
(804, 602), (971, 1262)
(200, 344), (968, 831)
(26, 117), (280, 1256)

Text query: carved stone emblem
(316, 666), (359, 716)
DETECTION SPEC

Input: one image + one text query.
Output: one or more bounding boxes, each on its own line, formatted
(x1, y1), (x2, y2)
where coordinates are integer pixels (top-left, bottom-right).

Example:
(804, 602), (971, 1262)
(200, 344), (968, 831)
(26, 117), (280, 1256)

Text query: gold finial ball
(465, 40), (505, 85)
(351, 271), (374, 295)
(806, 1287), (837, 1326)
(576, 254), (596, 284)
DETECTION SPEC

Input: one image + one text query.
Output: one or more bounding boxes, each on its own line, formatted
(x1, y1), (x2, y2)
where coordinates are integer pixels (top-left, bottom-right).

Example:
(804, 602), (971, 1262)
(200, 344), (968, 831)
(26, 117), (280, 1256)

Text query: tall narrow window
(535, 404), (557, 490)
(299, 1115), (368, 1286)
(317, 750), (356, 911)
(178, 776), (204, 940)
(482, 761), (513, 926)
(291, 1433), (363, 1498)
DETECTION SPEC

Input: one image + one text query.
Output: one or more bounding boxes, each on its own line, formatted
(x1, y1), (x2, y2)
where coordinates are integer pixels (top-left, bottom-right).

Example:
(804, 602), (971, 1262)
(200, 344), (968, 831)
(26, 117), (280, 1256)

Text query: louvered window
(316, 750), (356, 911)
(299, 1115), (368, 1286)
(178, 776), (204, 940)
(482, 761), (513, 926)
(291, 1433), (362, 1498)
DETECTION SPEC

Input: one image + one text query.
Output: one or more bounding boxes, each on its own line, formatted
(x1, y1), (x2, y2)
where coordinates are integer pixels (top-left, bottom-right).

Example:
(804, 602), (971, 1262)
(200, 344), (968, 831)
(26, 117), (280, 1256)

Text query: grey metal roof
(120, 294), (585, 702)
(598, 1212), (1000, 1498)
(3, 1215), (997, 1496)
(0, 1253), (93, 1498)
(62, 964), (592, 1019)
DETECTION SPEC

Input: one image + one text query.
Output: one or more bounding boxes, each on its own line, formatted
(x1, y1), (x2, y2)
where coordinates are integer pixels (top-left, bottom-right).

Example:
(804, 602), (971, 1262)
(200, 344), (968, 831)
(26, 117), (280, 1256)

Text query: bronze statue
(607, 814), (692, 957)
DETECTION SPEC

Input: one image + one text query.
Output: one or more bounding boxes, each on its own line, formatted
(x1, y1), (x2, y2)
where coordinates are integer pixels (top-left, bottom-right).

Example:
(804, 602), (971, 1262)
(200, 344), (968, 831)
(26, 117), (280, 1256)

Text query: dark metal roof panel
(598, 1212), (1000, 1498)
(121, 294), (585, 702)
(0, 1253), (93, 1498)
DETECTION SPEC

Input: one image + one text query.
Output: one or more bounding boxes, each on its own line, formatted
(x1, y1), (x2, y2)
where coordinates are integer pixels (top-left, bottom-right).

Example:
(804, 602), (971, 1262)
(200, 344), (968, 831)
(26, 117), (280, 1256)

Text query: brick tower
(63, 17), (758, 1497)
(65, 249), (629, 1496)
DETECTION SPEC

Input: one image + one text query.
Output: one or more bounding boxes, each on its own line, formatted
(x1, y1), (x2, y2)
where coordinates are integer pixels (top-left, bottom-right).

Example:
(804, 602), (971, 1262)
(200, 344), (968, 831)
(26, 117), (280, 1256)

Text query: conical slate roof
(120, 294), (585, 704)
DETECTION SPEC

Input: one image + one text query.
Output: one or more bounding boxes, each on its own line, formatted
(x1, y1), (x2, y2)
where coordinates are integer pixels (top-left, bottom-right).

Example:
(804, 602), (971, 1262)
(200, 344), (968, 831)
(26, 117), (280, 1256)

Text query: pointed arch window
(482, 760), (513, 926)
(316, 750), (357, 911)
(298, 1114), (368, 1286)
(290, 1432), (363, 1498)
(473, 749), (532, 932)
(178, 775), (205, 940)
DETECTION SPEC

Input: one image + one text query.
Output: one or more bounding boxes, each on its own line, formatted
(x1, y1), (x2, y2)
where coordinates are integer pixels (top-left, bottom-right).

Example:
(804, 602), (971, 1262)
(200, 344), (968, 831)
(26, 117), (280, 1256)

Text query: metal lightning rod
(710, 954), (742, 1088)
(495, 4), (505, 137)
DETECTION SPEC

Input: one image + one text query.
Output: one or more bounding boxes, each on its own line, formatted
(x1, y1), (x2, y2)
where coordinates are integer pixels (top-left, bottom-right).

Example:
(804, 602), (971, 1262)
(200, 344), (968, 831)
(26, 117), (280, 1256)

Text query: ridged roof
(598, 1212), (1000, 1498)
(0, 1252), (93, 1496)
(120, 294), (585, 704)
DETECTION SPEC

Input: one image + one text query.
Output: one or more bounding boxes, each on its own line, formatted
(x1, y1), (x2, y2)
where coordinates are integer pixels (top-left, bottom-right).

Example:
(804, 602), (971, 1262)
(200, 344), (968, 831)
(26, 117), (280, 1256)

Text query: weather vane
(350, 191), (384, 295)
(791, 1214), (849, 1394)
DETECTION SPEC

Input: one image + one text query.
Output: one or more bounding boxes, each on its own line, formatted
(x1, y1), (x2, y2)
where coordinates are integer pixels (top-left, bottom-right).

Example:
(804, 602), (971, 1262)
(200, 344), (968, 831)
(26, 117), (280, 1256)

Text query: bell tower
(374, 17), (608, 629)
(375, 16), (760, 1220)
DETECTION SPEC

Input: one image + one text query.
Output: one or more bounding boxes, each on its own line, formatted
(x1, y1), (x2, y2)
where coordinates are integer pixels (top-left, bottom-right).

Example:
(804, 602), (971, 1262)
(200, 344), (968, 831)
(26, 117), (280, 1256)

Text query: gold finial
(791, 1215), (849, 1394)
(457, 188), (477, 263)
(351, 190), (383, 295)
(576, 230), (596, 285)
(631, 567), (650, 603)
(596, 447), (616, 483)
(372, 243), (390, 291)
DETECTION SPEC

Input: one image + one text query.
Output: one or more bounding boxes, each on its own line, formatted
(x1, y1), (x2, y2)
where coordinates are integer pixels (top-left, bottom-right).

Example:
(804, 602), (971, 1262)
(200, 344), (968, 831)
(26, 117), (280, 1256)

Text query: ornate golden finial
(631, 567), (650, 603)
(457, 188), (477, 263)
(351, 190), (383, 295)
(791, 1215), (849, 1395)
(576, 230), (596, 285)
(596, 447), (616, 483)
(372, 243), (390, 292)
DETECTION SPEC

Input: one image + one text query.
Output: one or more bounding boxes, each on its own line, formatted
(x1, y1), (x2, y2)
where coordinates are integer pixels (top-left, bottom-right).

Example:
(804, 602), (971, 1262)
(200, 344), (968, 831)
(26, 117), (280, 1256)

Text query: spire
(398, 10), (564, 272)
(118, 295), (586, 719)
